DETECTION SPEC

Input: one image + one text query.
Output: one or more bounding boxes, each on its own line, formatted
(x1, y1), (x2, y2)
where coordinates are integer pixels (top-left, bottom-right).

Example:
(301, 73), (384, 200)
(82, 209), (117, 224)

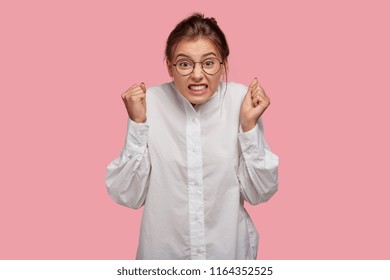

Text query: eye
(177, 60), (193, 68)
(202, 59), (216, 68)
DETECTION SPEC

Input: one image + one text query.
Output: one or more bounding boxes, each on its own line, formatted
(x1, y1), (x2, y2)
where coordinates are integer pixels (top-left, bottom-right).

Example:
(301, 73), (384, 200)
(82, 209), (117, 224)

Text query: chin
(187, 95), (210, 105)
(187, 91), (214, 103)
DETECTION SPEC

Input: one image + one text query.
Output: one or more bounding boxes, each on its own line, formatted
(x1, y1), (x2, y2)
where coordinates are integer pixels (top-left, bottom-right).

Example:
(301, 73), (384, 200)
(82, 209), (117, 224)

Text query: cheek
(210, 76), (221, 88)
(174, 76), (188, 90)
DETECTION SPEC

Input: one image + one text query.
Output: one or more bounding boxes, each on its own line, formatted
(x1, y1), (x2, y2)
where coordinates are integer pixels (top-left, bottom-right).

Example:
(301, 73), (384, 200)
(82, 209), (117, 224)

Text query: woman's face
(167, 37), (225, 106)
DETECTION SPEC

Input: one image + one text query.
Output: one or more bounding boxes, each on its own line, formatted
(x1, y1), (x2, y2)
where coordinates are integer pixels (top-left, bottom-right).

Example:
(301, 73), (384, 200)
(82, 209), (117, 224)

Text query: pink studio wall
(1, 0), (389, 259)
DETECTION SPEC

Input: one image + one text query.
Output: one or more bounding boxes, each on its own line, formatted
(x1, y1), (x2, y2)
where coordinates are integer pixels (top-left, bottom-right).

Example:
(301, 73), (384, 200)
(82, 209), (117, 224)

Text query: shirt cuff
(124, 118), (149, 153)
(238, 124), (265, 161)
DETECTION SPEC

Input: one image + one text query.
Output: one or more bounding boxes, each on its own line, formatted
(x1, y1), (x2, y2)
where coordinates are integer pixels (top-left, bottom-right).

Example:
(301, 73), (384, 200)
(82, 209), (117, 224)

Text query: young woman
(106, 13), (279, 260)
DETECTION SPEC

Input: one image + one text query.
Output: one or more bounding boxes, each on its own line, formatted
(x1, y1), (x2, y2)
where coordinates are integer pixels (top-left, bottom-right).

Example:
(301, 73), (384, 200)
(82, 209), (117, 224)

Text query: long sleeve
(237, 118), (279, 205)
(105, 118), (151, 209)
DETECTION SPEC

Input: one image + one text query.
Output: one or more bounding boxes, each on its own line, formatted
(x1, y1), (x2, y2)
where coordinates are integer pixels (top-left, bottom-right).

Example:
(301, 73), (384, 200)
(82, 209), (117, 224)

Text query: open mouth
(188, 84), (208, 94)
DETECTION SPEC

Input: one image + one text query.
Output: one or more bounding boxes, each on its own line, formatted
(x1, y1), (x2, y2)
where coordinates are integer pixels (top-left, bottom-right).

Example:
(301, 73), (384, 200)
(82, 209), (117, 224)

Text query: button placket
(185, 108), (206, 260)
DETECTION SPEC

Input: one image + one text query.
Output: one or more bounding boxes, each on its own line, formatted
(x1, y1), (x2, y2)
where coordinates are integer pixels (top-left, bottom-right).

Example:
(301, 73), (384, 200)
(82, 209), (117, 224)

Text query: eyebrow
(175, 52), (218, 60)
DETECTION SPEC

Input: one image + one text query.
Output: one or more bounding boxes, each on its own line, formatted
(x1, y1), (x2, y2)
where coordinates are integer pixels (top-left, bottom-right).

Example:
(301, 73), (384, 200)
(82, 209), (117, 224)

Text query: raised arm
(237, 79), (279, 204)
(105, 83), (151, 209)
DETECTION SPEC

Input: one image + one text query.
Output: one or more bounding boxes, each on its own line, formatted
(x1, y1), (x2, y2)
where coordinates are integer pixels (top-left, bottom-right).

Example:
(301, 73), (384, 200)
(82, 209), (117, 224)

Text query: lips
(188, 84), (208, 95)
(189, 84), (207, 90)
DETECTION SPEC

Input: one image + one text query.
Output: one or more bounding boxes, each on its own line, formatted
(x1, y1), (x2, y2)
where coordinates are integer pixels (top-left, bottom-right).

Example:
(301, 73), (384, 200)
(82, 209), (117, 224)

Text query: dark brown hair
(165, 13), (229, 63)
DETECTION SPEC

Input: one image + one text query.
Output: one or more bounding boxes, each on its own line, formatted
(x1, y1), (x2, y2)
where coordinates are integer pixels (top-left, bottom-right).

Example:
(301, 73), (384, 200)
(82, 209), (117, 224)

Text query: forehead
(173, 37), (219, 59)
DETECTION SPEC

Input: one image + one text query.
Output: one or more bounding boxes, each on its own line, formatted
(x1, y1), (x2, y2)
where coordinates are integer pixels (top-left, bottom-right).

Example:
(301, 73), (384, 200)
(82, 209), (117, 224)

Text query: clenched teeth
(189, 85), (207, 90)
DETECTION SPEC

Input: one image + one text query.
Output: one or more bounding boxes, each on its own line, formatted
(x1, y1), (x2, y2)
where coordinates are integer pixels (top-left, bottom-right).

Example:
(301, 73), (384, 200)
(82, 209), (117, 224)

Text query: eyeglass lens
(174, 57), (222, 76)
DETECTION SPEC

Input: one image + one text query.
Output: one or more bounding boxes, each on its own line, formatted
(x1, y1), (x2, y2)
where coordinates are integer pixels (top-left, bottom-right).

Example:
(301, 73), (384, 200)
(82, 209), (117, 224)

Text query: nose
(191, 62), (204, 80)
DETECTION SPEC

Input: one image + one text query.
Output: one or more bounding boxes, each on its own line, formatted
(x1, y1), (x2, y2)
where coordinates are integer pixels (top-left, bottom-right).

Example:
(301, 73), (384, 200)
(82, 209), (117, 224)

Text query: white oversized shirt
(106, 82), (279, 260)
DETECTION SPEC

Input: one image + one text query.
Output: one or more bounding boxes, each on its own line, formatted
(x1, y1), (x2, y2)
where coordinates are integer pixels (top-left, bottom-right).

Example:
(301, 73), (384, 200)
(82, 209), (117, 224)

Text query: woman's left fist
(240, 78), (270, 132)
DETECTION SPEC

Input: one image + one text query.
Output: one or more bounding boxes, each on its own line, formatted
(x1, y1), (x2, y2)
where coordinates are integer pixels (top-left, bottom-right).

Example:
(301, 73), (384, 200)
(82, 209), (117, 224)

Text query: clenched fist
(121, 82), (147, 123)
(240, 78), (270, 132)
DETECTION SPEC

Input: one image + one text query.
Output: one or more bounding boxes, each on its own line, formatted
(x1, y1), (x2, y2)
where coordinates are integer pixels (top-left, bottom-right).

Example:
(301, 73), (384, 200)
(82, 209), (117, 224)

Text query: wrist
(130, 117), (147, 124)
(241, 121), (256, 132)
(128, 112), (146, 123)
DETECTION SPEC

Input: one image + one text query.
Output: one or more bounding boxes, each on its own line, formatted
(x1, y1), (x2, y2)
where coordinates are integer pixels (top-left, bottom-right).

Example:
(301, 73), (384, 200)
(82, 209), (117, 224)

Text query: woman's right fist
(121, 82), (147, 123)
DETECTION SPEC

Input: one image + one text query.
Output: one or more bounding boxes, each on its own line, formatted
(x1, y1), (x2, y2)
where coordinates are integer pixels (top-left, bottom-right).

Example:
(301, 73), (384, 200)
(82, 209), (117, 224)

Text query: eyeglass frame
(172, 57), (224, 76)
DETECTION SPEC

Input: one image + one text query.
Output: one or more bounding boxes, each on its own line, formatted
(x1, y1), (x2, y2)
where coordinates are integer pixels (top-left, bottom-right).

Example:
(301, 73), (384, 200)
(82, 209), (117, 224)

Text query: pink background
(1, 0), (389, 259)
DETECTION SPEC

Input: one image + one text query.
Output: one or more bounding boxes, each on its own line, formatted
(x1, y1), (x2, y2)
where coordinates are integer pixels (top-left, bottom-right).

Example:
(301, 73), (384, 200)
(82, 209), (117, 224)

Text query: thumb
(140, 82), (146, 93)
(249, 77), (258, 88)
(248, 77), (258, 94)
(243, 78), (257, 104)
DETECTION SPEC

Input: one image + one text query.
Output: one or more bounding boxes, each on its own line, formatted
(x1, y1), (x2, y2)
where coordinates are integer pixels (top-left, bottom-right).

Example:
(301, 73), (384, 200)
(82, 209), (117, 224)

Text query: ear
(166, 58), (174, 77)
(221, 60), (228, 76)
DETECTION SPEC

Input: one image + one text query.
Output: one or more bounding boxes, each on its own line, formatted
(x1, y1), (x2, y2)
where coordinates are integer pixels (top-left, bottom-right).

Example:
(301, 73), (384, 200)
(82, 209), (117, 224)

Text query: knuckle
(130, 95), (138, 101)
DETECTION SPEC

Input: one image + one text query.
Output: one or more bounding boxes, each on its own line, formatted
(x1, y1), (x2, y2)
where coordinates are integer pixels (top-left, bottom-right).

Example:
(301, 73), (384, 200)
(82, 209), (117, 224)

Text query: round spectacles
(173, 57), (223, 76)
